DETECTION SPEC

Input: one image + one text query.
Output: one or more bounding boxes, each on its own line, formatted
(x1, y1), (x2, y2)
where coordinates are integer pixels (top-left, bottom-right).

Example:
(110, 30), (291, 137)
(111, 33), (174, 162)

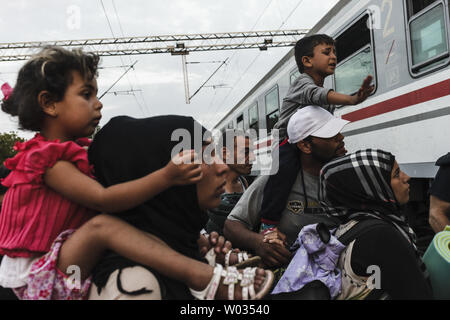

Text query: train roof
(213, 0), (352, 129)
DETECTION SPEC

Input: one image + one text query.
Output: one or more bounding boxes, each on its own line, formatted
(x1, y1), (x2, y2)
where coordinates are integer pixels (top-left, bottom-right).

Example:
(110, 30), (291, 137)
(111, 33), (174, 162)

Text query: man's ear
(302, 55), (313, 69)
(38, 91), (57, 117)
(297, 140), (312, 154)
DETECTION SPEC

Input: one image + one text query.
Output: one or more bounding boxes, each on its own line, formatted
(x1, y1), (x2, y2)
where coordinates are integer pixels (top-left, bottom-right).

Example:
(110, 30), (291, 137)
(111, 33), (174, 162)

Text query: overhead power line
(0, 30), (308, 49)
(0, 26), (308, 107)
(99, 60), (138, 99)
(189, 58), (229, 101)
(204, 0), (306, 128)
(106, 89), (143, 96)
(0, 40), (301, 62)
(100, 0), (149, 116)
(0, 30), (308, 62)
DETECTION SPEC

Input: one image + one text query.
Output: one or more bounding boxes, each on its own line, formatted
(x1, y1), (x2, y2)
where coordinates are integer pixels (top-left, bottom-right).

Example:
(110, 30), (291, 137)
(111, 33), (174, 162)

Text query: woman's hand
(164, 150), (203, 186)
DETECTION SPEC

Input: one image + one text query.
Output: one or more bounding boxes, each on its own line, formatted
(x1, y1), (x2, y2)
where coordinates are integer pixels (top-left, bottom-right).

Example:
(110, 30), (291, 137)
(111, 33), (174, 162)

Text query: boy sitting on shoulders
(260, 34), (374, 233)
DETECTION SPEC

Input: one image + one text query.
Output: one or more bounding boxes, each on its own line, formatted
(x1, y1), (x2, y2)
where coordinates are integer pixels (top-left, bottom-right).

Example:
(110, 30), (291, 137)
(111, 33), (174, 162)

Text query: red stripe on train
(342, 78), (450, 123)
(255, 139), (272, 150)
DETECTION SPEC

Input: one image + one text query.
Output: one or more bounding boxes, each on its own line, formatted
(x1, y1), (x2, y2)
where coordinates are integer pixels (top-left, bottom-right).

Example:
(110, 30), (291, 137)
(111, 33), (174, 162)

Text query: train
(213, 0), (450, 250)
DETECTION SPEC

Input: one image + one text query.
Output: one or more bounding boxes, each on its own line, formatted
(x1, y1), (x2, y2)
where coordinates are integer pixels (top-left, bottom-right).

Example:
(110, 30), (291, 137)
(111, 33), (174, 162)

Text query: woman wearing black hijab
(319, 149), (432, 299)
(87, 115), (273, 300)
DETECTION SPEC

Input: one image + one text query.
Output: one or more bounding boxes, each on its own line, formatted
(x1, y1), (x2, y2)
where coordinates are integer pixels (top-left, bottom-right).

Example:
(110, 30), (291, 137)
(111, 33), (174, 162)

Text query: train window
(409, 0), (439, 15)
(335, 46), (375, 95)
(236, 114), (244, 129)
(248, 103), (259, 133)
(406, 0), (449, 75)
(334, 14), (376, 96)
(265, 86), (280, 133)
(290, 70), (300, 85)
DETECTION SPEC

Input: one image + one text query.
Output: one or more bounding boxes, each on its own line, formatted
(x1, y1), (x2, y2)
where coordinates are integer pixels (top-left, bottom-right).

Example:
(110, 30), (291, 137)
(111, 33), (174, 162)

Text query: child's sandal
(225, 250), (262, 268)
(190, 264), (274, 300)
(200, 230), (261, 268)
(205, 248), (261, 268)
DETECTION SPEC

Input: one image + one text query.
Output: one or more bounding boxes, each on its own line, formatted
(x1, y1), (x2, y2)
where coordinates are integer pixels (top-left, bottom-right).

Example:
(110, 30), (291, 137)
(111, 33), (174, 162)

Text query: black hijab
(88, 115), (209, 260)
(319, 149), (418, 250)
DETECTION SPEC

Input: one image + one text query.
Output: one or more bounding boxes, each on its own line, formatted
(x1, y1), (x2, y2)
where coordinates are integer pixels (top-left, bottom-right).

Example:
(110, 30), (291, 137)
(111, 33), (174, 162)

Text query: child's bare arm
(44, 150), (202, 213)
(327, 75), (374, 106)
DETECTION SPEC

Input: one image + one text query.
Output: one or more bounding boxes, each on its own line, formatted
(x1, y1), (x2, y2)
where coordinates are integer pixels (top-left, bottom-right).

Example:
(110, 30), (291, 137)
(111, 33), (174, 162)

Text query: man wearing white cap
(287, 105), (349, 160)
(224, 106), (349, 268)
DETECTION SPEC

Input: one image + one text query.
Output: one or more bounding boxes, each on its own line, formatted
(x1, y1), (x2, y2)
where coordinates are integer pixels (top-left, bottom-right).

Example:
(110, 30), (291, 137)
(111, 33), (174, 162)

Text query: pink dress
(0, 134), (97, 299)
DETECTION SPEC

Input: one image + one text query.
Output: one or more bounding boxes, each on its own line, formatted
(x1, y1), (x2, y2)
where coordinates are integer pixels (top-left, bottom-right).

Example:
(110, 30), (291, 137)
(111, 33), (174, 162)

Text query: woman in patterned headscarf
(319, 149), (432, 300)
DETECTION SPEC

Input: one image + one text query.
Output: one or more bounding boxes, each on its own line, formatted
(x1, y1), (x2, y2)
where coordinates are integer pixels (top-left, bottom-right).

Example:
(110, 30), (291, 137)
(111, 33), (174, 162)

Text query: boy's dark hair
(0, 165), (10, 194)
(295, 34), (335, 73)
(1, 46), (100, 131)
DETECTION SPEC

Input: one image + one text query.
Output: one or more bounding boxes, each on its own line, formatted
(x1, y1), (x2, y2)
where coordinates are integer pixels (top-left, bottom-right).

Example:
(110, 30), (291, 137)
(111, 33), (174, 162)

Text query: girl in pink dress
(0, 46), (273, 300)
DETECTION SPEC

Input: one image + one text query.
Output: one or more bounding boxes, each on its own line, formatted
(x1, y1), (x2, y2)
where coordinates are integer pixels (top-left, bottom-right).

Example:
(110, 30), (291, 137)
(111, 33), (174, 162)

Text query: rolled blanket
(423, 226), (450, 300)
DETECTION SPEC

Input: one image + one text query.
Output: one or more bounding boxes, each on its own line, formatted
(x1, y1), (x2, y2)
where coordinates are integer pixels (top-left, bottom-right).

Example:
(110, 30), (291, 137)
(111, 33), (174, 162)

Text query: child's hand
(257, 229), (292, 267)
(165, 150), (203, 186)
(263, 228), (288, 247)
(198, 231), (233, 257)
(353, 75), (374, 105)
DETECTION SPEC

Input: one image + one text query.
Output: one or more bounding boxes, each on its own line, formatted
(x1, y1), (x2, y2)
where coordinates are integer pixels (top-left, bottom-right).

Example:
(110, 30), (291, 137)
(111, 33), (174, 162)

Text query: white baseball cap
(287, 106), (350, 144)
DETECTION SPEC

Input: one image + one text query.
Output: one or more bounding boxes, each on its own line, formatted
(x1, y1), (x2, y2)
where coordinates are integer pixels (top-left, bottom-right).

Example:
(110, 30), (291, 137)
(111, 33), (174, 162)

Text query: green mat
(423, 226), (450, 300)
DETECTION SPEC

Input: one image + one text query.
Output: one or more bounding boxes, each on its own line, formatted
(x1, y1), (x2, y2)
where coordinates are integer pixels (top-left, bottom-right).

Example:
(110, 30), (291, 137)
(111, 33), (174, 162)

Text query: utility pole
(182, 54), (190, 104)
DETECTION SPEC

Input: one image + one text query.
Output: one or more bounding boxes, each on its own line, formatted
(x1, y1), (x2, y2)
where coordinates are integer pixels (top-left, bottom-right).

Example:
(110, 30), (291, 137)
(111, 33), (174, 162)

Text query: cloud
(0, 0), (339, 139)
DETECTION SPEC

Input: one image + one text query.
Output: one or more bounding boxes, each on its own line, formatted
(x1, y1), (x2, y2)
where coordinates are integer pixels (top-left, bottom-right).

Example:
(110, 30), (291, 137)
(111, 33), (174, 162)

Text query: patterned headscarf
(319, 149), (418, 251)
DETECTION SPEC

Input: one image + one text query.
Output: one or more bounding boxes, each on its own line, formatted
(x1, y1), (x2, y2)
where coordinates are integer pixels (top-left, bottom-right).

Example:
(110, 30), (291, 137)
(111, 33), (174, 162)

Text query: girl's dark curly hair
(1, 46), (100, 131)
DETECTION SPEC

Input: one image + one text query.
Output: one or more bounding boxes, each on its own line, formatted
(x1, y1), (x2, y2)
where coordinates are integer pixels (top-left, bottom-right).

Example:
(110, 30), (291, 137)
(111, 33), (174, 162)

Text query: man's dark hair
(221, 129), (250, 150)
(295, 34), (335, 73)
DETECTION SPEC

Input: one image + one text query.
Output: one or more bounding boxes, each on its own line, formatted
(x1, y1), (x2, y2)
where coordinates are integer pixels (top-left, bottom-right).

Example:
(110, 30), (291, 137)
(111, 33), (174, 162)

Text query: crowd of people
(0, 34), (447, 300)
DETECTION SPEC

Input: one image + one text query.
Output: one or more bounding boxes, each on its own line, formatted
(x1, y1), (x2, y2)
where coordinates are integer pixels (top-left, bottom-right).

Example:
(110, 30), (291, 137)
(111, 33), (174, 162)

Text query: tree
(0, 132), (25, 165)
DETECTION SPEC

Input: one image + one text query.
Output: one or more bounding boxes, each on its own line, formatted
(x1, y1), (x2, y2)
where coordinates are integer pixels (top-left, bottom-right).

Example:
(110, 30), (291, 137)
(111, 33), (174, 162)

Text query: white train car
(214, 0), (450, 202)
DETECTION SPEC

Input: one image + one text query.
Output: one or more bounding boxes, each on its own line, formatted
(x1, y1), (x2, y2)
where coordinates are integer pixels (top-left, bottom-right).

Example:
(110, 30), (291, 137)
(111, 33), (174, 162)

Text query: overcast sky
(0, 0), (338, 139)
